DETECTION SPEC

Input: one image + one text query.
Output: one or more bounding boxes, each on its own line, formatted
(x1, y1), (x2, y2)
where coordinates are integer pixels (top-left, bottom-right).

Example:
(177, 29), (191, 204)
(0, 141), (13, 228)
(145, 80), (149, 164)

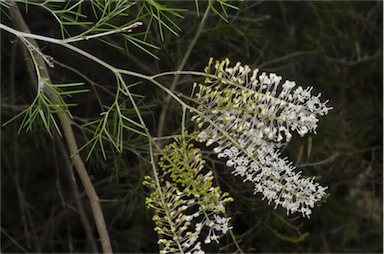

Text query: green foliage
(81, 96), (146, 160)
(3, 80), (87, 137)
(137, 0), (185, 42)
(195, 0), (238, 22)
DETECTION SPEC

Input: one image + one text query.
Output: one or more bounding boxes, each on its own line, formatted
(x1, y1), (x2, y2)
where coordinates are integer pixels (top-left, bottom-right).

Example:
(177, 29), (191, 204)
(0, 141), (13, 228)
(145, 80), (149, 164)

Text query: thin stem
(156, 5), (211, 141)
(115, 75), (185, 253)
(150, 70), (213, 79)
(64, 22), (143, 43)
(0, 23), (212, 101)
(0, 228), (29, 253)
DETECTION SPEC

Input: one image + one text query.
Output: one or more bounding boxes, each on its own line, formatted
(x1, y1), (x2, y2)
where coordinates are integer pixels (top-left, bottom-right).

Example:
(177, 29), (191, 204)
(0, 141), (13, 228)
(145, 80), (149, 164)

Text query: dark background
(1, 1), (382, 253)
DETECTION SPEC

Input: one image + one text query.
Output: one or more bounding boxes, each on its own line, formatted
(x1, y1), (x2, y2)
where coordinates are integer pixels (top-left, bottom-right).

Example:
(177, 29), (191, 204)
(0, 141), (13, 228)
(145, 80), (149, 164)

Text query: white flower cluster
(196, 58), (332, 143)
(175, 186), (232, 253)
(192, 58), (331, 218)
(144, 138), (233, 253)
(202, 214), (232, 244)
(152, 185), (232, 254)
(153, 185), (204, 254)
(156, 182), (232, 253)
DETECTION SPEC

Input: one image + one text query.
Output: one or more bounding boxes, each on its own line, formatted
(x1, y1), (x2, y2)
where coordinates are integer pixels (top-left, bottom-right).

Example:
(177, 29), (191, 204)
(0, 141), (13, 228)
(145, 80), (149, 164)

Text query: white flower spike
(192, 58), (332, 218)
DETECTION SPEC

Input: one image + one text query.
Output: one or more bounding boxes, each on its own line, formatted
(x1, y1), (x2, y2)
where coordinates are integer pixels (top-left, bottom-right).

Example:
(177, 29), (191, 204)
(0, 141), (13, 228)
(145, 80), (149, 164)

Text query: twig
(53, 59), (105, 111)
(10, 37), (32, 250)
(0, 228), (29, 253)
(64, 22), (143, 43)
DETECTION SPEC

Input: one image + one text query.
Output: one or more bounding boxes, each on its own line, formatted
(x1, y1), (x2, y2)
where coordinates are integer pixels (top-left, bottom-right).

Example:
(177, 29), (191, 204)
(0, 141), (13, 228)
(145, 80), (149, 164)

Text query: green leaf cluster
(81, 99), (145, 161)
(3, 80), (87, 137)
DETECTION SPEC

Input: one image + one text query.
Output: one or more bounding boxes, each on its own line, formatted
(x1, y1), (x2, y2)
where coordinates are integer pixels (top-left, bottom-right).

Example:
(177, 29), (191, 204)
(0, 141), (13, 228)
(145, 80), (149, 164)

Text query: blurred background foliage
(1, 1), (382, 253)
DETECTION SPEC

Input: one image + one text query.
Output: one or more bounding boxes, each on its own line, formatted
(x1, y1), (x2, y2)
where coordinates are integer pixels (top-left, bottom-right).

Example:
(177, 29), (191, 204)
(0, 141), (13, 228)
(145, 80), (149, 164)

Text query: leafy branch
(5, 3), (113, 253)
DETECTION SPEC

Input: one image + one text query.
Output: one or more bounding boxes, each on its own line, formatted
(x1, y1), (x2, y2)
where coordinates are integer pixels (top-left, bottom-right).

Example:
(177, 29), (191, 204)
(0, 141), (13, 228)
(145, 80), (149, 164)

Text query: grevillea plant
(144, 58), (332, 253)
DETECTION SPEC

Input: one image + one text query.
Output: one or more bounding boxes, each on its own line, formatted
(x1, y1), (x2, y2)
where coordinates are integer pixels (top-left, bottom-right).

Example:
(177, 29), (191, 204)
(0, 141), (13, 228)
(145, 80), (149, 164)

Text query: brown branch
(8, 3), (113, 253)
(53, 131), (99, 253)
